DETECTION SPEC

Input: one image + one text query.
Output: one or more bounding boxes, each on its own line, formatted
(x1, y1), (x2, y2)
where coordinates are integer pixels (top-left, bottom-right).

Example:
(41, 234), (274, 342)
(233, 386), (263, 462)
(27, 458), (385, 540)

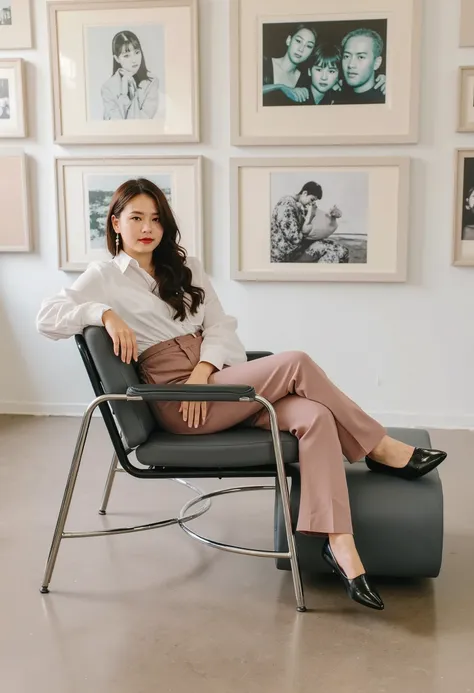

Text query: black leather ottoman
(274, 428), (444, 577)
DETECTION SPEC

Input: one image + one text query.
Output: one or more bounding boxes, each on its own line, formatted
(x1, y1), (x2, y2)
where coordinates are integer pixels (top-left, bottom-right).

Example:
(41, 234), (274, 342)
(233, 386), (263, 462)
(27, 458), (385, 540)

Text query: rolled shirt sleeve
(36, 263), (112, 340)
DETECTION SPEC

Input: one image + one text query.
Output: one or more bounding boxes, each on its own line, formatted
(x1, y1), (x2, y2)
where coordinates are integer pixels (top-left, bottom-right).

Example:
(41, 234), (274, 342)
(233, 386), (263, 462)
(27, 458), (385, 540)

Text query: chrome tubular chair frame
(39, 333), (306, 612)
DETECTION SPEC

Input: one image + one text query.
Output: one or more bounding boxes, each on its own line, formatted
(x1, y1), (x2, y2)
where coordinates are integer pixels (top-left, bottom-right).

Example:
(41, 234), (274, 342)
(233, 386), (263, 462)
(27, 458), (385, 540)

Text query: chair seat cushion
(135, 427), (299, 468)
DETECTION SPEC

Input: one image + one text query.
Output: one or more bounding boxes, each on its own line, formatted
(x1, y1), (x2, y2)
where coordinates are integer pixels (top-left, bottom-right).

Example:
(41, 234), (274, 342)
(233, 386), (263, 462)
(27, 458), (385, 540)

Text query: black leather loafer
(365, 448), (447, 480)
(322, 539), (384, 611)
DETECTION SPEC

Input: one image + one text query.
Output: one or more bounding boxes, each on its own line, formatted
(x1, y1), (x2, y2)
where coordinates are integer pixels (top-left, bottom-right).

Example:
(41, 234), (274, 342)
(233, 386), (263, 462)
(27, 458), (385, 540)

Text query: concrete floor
(0, 415), (473, 692)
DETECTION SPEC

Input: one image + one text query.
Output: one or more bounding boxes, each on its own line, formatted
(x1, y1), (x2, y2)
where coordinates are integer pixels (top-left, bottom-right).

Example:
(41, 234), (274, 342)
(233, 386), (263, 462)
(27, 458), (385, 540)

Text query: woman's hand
(179, 361), (216, 429)
(374, 73), (386, 95)
(329, 205), (342, 219)
(102, 309), (138, 364)
(281, 85), (310, 103)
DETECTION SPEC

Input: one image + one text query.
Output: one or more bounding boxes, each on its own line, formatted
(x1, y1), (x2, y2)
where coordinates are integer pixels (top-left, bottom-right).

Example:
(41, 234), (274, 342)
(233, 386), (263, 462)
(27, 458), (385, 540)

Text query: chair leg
(40, 408), (94, 594)
(99, 452), (119, 515)
(256, 395), (306, 613)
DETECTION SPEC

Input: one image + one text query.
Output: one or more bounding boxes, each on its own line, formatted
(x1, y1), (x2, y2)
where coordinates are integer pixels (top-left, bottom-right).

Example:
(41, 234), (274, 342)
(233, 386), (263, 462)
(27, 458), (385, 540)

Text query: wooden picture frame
(231, 157), (410, 282)
(0, 150), (32, 252)
(0, 0), (32, 49)
(0, 58), (27, 138)
(453, 149), (474, 267)
(48, 0), (200, 144)
(56, 156), (204, 271)
(230, 0), (422, 145)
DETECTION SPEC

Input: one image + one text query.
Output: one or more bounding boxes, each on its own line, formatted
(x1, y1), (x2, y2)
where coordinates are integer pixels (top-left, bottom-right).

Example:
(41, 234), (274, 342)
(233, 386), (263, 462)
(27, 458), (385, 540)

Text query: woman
(462, 187), (474, 241)
(101, 30), (159, 120)
(262, 24), (317, 106)
(37, 179), (447, 611)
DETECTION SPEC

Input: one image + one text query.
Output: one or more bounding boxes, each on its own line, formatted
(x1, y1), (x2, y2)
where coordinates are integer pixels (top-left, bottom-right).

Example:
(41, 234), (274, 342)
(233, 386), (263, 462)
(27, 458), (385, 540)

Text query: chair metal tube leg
(255, 395), (306, 612)
(40, 404), (96, 594)
(99, 452), (119, 515)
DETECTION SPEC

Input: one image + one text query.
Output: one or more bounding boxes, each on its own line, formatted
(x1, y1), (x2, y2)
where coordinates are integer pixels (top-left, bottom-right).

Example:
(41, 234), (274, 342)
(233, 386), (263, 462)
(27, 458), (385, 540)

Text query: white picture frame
(56, 156), (204, 271)
(460, 0), (474, 47)
(0, 58), (27, 138)
(453, 149), (474, 267)
(0, 0), (32, 49)
(231, 157), (410, 282)
(0, 150), (32, 252)
(230, 0), (422, 145)
(48, 0), (200, 144)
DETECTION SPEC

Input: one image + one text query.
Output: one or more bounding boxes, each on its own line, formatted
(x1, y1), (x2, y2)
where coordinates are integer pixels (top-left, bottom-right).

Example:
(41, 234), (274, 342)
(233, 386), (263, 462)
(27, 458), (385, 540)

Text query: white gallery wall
(0, 0), (473, 428)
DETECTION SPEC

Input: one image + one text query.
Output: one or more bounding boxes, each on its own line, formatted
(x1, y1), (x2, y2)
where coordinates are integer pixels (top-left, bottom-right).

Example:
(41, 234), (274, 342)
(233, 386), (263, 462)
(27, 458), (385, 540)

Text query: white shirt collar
(113, 251), (139, 274)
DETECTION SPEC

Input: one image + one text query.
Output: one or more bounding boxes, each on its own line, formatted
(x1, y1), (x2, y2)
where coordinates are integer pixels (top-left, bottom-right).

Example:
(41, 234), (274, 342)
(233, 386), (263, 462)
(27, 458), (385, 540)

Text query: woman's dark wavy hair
(111, 31), (150, 86)
(106, 178), (205, 322)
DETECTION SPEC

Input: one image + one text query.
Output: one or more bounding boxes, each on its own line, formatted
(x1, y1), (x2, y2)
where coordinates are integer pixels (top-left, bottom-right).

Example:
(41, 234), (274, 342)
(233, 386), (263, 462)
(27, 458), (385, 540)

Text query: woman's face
(286, 29), (316, 66)
(310, 63), (340, 93)
(112, 194), (164, 260)
(115, 44), (142, 75)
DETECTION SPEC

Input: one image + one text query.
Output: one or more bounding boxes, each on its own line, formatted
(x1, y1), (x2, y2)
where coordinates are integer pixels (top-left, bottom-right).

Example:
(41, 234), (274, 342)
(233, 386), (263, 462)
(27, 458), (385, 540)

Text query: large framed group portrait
(48, 0), (199, 144)
(453, 149), (474, 267)
(230, 157), (410, 282)
(230, 0), (422, 145)
(56, 156), (203, 271)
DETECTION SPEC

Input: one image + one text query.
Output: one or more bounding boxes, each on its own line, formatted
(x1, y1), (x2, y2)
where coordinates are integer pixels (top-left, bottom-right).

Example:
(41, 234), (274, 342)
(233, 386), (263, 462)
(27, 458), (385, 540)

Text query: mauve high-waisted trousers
(138, 333), (385, 535)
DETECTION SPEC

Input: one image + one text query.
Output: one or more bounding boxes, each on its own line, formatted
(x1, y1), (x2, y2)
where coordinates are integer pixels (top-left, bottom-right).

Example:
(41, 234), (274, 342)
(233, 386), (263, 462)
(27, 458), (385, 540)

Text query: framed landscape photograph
(0, 59), (26, 138)
(230, 0), (422, 145)
(0, 151), (31, 252)
(56, 156), (203, 271)
(453, 149), (474, 266)
(0, 0), (32, 49)
(230, 157), (410, 282)
(460, 0), (474, 47)
(48, 0), (199, 144)
(457, 66), (474, 132)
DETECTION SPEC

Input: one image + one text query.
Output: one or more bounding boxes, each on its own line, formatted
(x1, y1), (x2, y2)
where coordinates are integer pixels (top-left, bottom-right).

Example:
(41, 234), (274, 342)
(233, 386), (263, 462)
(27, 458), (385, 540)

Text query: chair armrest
(246, 351), (273, 362)
(126, 383), (256, 402)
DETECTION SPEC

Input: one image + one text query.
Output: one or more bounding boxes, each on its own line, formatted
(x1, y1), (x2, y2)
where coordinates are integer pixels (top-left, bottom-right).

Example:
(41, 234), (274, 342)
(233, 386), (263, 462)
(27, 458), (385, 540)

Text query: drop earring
(115, 233), (120, 254)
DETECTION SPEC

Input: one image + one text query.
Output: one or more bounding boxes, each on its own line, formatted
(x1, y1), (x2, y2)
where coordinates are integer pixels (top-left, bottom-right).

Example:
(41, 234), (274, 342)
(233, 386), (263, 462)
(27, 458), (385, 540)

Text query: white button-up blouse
(36, 252), (247, 371)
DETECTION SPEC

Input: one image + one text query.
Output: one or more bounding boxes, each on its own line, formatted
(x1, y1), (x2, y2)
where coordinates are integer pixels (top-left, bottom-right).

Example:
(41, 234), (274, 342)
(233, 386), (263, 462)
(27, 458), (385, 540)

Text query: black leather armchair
(40, 326), (307, 611)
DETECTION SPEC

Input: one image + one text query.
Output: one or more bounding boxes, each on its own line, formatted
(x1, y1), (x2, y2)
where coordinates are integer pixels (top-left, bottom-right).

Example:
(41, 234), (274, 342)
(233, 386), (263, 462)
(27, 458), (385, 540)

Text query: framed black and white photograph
(453, 149), (474, 266)
(49, 0), (199, 144)
(231, 157), (410, 282)
(457, 66), (474, 132)
(262, 19), (387, 108)
(56, 156), (203, 271)
(0, 59), (26, 138)
(230, 0), (422, 145)
(0, 150), (32, 252)
(0, 0), (32, 49)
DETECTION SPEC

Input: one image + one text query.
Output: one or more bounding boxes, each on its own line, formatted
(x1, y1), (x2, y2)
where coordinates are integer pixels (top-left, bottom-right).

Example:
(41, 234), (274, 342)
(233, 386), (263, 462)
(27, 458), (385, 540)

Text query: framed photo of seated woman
(48, 0), (199, 144)
(230, 157), (410, 282)
(230, 0), (422, 145)
(56, 156), (203, 271)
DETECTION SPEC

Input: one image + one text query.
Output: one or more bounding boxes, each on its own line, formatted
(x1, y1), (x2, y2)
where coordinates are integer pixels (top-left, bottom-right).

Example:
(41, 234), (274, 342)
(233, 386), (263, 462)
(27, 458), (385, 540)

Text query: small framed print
(56, 156), (203, 271)
(460, 0), (474, 47)
(231, 157), (410, 282)
(453, 149), (474, 267)
(0, 0), (32, 49)
(0, 59), (26, 138)
(230, 0), (422, 145)
(0, 151), (32, 253)
(458, 67), (474, 132)
(48, 0), (200, 144)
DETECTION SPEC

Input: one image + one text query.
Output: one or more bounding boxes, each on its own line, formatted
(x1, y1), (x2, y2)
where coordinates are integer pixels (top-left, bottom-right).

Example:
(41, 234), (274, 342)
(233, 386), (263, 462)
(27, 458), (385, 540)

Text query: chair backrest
(77, 326), (157, 448)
